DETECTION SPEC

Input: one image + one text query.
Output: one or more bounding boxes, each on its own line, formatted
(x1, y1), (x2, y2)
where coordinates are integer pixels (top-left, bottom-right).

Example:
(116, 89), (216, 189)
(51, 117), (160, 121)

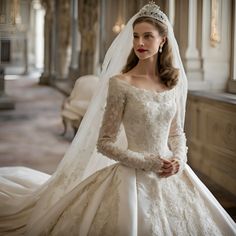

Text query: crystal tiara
(137, 1), (167, 24)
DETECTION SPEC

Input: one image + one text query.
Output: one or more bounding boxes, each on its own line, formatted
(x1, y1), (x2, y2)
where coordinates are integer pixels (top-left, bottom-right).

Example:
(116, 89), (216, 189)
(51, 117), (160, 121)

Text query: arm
(97, 78), (163, 171)
(168, 106), (188, 174)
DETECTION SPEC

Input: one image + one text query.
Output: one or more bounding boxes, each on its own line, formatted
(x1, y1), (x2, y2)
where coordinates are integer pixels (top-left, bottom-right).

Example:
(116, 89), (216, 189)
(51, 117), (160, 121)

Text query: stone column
(232, 2), (236, 81)
(23, 37), (28, 74)
(39, 0), (53, 85)
(68, 0), (80, 81)
(50, 0), (57, 82)
(0, 68), (5, 97)
(228, 0), (236, 93)
(56, 0), (71, 79)
(0, 68), (15, 110)
(78, 0), (98, 76)
(99, 0), (106, 65)
(184, 0), (203, 90)
(165, 0), (175, 26)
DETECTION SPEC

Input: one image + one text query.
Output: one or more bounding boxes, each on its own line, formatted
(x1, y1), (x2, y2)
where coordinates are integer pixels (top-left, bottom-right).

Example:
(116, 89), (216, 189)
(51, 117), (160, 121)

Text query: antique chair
(61, 75), (99, 136)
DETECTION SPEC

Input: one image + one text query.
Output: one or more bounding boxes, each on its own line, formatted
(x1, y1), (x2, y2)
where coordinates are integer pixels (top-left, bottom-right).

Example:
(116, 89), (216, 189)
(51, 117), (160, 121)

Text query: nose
(138, 38), (144, 47)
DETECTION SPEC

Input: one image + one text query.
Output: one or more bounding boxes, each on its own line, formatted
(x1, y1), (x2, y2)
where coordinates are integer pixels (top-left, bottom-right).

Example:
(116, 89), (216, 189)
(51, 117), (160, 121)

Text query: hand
(158, 158), (180, 178)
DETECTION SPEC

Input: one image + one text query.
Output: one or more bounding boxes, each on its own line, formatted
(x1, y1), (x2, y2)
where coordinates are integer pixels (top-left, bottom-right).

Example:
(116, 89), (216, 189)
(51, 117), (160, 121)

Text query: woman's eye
(144, 34), (152, 38)
(133, 35), (138, 39)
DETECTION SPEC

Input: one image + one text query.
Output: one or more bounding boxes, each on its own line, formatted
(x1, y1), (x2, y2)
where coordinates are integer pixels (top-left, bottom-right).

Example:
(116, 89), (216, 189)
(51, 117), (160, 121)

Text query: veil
(26, 3), (188, 229)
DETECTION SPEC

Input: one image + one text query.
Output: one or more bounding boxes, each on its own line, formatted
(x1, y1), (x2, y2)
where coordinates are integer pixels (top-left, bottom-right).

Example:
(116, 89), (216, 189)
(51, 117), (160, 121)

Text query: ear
(161, 36), (167, 47)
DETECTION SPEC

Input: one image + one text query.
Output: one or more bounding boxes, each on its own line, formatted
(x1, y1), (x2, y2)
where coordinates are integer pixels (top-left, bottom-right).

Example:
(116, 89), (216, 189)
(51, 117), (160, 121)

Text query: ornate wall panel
(186, 93), (236, 196)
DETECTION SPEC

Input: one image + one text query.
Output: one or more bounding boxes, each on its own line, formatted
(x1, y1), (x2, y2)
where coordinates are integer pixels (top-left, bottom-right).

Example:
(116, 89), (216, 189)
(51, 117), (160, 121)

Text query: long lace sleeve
(168, 105), (188, 174)
(97, 77), (163, 171)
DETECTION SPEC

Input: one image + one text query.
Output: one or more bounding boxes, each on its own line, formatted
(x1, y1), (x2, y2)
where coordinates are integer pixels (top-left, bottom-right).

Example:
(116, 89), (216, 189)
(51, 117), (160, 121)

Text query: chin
(135, 53), (149, 60)
(135, 52), (157, 60)
(137, 55), (153, 60)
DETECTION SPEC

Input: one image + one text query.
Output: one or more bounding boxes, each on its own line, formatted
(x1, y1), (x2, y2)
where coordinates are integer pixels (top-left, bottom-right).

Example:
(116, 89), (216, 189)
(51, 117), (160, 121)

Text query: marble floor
(0, 73), (70, 174)
(0, 74), (235, 222)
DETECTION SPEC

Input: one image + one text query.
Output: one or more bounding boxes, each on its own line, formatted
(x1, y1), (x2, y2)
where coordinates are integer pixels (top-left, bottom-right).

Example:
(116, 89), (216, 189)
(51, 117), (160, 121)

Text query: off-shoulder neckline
(112, 76), (175, 96)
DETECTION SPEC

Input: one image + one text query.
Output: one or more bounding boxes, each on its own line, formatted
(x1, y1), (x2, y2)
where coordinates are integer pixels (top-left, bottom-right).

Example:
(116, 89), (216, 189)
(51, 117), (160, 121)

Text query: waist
(128, 145), (173, 158)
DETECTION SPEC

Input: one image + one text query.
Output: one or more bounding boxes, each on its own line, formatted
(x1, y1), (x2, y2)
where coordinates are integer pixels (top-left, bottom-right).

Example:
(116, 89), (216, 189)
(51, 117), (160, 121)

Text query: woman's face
(133, 22), (164, 60)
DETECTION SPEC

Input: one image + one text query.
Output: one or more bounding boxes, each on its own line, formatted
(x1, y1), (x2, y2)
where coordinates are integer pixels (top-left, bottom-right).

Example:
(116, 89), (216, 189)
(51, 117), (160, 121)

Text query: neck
(134, 55), (158, 78)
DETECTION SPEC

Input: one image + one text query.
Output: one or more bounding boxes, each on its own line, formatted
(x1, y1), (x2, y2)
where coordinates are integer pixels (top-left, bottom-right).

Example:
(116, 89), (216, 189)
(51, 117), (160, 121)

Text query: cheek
(133, 39), (138, 48)
(154, 40), (162, 50)
(149, 40), (160, 50)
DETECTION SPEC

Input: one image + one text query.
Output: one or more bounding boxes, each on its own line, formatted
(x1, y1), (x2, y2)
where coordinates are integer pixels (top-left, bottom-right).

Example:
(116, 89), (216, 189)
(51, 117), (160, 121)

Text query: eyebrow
(133, 32), (154, 35)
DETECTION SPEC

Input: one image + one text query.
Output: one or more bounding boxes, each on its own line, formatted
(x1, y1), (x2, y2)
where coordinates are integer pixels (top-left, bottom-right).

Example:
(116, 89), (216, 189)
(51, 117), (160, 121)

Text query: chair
(61, 75), (99, 136)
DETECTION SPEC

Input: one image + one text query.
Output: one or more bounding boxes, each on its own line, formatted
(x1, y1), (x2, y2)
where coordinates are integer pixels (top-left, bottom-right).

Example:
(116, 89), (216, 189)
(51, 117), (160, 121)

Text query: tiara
(137, 1), (167, 24)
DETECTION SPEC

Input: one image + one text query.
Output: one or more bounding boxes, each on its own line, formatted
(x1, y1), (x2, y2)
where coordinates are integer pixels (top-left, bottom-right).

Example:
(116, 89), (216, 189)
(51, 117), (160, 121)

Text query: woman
(0, 2), (236, 235)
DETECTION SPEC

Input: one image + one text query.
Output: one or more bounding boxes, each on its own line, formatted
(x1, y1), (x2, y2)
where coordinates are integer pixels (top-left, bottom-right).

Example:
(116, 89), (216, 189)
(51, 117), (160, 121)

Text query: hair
(122, 17), (179, 88)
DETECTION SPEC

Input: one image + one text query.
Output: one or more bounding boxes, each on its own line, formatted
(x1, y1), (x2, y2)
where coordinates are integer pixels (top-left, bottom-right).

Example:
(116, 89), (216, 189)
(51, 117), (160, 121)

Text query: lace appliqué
(97, 76), (163, 172)
(137, 171), (223, 236)
(168, 108), (188, 174)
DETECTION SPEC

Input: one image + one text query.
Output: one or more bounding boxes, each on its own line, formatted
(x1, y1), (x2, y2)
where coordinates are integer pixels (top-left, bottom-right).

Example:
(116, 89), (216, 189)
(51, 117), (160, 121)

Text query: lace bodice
(97, 75), (187, 173)
(121, 78), (175, 154)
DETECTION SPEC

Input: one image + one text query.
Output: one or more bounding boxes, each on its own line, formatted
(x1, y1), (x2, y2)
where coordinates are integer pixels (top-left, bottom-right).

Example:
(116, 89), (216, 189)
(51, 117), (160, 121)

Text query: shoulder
(107, 74), (128, 98)
(110, 74), (132, 84)
(109, 74), (131, 90)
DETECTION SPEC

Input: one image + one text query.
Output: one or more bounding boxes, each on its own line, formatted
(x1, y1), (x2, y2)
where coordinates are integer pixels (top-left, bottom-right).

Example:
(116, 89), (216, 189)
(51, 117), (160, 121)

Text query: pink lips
(137, 48), (147, 53)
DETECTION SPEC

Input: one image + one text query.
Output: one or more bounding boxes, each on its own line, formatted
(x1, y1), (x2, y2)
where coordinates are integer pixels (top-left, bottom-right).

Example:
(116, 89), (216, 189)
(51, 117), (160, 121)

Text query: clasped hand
(158, 158), (180, 178)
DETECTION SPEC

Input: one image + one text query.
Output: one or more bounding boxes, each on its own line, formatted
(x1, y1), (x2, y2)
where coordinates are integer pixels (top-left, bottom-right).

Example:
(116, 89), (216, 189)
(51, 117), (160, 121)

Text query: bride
(0, 2), (236, 235)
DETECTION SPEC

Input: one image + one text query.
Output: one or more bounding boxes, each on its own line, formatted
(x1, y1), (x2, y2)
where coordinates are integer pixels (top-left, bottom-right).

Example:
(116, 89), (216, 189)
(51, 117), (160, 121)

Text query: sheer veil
(0, 2), (233, 233)
(26, 4), (188, 230)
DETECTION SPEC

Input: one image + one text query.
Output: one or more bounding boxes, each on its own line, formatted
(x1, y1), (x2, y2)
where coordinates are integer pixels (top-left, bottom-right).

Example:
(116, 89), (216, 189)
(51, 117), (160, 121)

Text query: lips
(137, 48), (147, 53)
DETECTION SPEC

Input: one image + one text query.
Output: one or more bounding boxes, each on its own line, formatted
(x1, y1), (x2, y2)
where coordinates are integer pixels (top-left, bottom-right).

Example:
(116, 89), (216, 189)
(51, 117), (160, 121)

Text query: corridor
(0, 73), (70, 174)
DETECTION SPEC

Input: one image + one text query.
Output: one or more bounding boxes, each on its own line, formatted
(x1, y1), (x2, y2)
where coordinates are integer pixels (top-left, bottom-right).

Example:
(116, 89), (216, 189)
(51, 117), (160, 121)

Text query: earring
(159, 46), (162, 53)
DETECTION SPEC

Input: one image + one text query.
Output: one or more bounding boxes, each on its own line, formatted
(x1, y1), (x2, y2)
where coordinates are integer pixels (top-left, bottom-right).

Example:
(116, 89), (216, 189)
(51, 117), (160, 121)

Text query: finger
(159, 172), (173, 178)
(160, 171), (172, 176)
(171, 161), (179, 167)
(164, 174), (173, 178)
(163, 161), (178, 169)
(161, 166), (173, 173)
(162, 163), (172, 169)
(160, 170), (173, 177)
(173, 163), (180, 170)
(171, 159), (179, 164)
(162, 159), (172, 164)
(157, 169), (168, 176)
(159, 168), (178, 177)
(174, 166), (179, 171)
(172, 167), (179, 174)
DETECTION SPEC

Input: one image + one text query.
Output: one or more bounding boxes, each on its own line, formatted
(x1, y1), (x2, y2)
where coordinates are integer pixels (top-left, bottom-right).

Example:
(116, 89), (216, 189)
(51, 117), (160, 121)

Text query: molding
(186, 93), (236, 196)
(185, 0), (199, 59)
(228, 80), (236, 94)
(228, 0), (236, 94)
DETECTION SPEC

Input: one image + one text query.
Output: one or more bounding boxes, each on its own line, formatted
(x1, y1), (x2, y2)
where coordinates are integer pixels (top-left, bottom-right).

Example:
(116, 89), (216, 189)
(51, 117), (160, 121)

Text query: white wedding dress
(0, 76), (236, 235)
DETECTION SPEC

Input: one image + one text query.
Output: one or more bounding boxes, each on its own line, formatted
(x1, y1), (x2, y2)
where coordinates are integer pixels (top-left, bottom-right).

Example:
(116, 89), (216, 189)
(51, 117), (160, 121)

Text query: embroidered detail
(37, 75), (224, 236)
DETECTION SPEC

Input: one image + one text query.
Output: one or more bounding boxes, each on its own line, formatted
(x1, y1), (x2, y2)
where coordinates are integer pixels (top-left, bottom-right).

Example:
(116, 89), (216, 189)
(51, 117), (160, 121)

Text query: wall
(186, 92), (236, 196)
(0, 0), (31, 74)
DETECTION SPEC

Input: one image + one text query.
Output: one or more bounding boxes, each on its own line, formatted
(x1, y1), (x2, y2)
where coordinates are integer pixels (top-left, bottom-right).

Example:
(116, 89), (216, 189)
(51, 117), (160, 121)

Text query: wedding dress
(1, 76), (233, 235)
(0, 2), (236, 235)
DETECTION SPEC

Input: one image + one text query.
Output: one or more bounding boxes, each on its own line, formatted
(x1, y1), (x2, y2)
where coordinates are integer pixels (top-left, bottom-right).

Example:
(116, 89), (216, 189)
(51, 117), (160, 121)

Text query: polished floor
(0, 73), (70, 174)
(0, 74), (235, 222)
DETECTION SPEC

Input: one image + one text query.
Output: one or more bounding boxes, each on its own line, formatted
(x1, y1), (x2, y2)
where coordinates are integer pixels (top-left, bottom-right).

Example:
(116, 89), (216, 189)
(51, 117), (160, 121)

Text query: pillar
(184, 0), (203, 90)
(68, 0), (80, 81)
